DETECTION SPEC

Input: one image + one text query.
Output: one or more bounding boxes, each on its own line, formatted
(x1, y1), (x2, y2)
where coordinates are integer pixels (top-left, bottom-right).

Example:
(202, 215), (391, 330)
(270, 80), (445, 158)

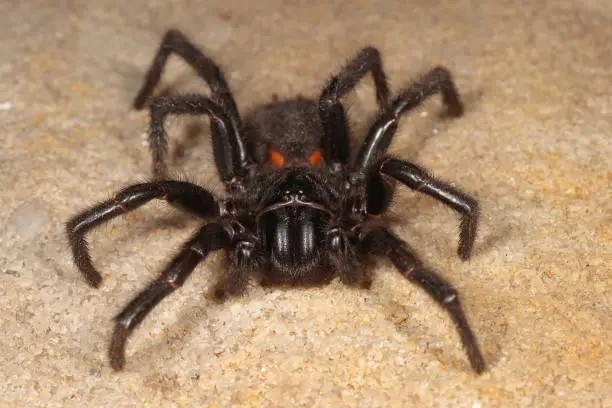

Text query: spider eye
(268, 148), (285, 167)
(308, 149), (323, 166)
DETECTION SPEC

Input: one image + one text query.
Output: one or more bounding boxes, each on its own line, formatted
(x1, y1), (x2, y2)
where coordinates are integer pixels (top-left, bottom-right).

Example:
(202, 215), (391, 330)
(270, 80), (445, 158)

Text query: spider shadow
(384, 200), (514, 261)
(374, 220), (512, 373)
(380, 288), (506, 373)
(125, 209), (199, 242)
(170, 122), (209, 167)
(87, 210), (205, 285)
(123, 256), (227, 373)
(473, 222), (513, 259)
(123, 265), (372, 372)
(393, 87), (485, 159)
(120, 58), (207, 103)
(118, 218), (508, 373)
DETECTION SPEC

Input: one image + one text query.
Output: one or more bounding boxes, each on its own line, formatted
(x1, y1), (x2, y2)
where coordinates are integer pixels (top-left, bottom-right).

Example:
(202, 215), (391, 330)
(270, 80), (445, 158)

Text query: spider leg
(148, 95), (250, 188)
(355, 66), (463, 172)
(379, 158), (478, 260)
(109, 222), (231, 371)
(133, 30), (249, 188)
(319, 47), (390, 170)
(325, 227), (370, 287)
(359, 226), (486, 374)
(133, 29), (239, 121)
(66, 181), (219, 288)
(213, 240), (257, 300)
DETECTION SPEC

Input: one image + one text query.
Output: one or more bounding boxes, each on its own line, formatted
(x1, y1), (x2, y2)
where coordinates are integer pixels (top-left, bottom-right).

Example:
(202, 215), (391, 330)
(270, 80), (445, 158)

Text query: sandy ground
(0, 0), (610, 406)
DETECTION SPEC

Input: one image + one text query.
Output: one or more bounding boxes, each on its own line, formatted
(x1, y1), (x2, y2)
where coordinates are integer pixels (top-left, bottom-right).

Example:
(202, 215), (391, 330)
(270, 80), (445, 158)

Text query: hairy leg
(355, 66), (463, 172)
(109, 222), (231, 370)
(359, 226), (485, 373)
(134, 30), (250, 189)
(66, 181), (218, 287)
(379, 158), (478, 260)
(147, 95), (250, 187)
(319, 47), (391, 170)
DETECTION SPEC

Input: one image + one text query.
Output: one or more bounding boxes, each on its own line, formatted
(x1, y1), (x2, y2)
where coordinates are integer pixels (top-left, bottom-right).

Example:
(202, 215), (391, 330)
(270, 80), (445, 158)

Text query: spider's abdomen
(260, 206), (329, 281)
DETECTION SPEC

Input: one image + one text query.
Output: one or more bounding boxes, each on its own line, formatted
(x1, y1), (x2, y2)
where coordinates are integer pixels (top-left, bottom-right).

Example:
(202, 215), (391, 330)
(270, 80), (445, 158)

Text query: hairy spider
(66, 30), (485, 373)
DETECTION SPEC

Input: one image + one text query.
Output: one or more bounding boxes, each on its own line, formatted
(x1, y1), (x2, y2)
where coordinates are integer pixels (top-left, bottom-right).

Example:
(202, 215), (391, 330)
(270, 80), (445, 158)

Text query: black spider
(66, 30), (485, 373)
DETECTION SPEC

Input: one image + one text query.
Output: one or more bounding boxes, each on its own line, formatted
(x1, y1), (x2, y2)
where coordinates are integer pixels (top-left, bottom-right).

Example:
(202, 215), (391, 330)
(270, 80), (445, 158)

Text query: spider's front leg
(110, 222), (231, 370)
(379, 158), (479, 260)
(359, 226), (486, 374)
(66, 181), (219, 287)
(325, 227), (371, 288)
(319, 47), (391, 169)
(355, 66), (464, 171)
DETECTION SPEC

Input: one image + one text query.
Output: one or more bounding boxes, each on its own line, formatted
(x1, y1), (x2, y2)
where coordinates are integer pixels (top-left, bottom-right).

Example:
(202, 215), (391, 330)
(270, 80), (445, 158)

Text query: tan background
(0, 0), (610, 406)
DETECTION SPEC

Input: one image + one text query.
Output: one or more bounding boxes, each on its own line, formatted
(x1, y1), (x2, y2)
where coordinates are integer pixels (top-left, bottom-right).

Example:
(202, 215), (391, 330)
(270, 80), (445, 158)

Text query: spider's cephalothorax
(66, 30), (486, 373)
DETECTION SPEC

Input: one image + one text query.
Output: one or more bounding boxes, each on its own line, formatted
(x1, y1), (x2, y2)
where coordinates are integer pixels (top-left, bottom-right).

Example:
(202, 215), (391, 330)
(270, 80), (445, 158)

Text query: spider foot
(109, 324), (129, 371)
(446, 101), (464, 118)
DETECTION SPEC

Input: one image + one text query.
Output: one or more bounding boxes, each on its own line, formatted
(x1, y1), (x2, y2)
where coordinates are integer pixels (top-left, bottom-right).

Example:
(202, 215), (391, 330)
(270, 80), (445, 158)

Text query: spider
(66, 30), (485, 373)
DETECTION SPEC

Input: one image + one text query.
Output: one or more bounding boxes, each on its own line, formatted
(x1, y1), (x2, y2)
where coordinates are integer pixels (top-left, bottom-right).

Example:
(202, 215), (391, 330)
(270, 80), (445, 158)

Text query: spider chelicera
(66, 29), (485, 373)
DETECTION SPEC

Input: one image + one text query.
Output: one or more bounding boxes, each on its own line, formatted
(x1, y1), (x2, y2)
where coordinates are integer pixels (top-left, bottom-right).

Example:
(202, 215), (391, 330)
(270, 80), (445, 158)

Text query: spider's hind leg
(355, 66), (464, 172)
(134, 30), (251, 190)
(319, 47), (391, 170)
(147, 95), (251, 189)
(133, 29), (239, 119)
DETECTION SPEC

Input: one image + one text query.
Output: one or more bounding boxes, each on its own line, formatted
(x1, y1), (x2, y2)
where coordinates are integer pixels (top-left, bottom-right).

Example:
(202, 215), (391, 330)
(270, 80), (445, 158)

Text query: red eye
(268, 148), (285, 167)
(309, 149), (323, 166)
